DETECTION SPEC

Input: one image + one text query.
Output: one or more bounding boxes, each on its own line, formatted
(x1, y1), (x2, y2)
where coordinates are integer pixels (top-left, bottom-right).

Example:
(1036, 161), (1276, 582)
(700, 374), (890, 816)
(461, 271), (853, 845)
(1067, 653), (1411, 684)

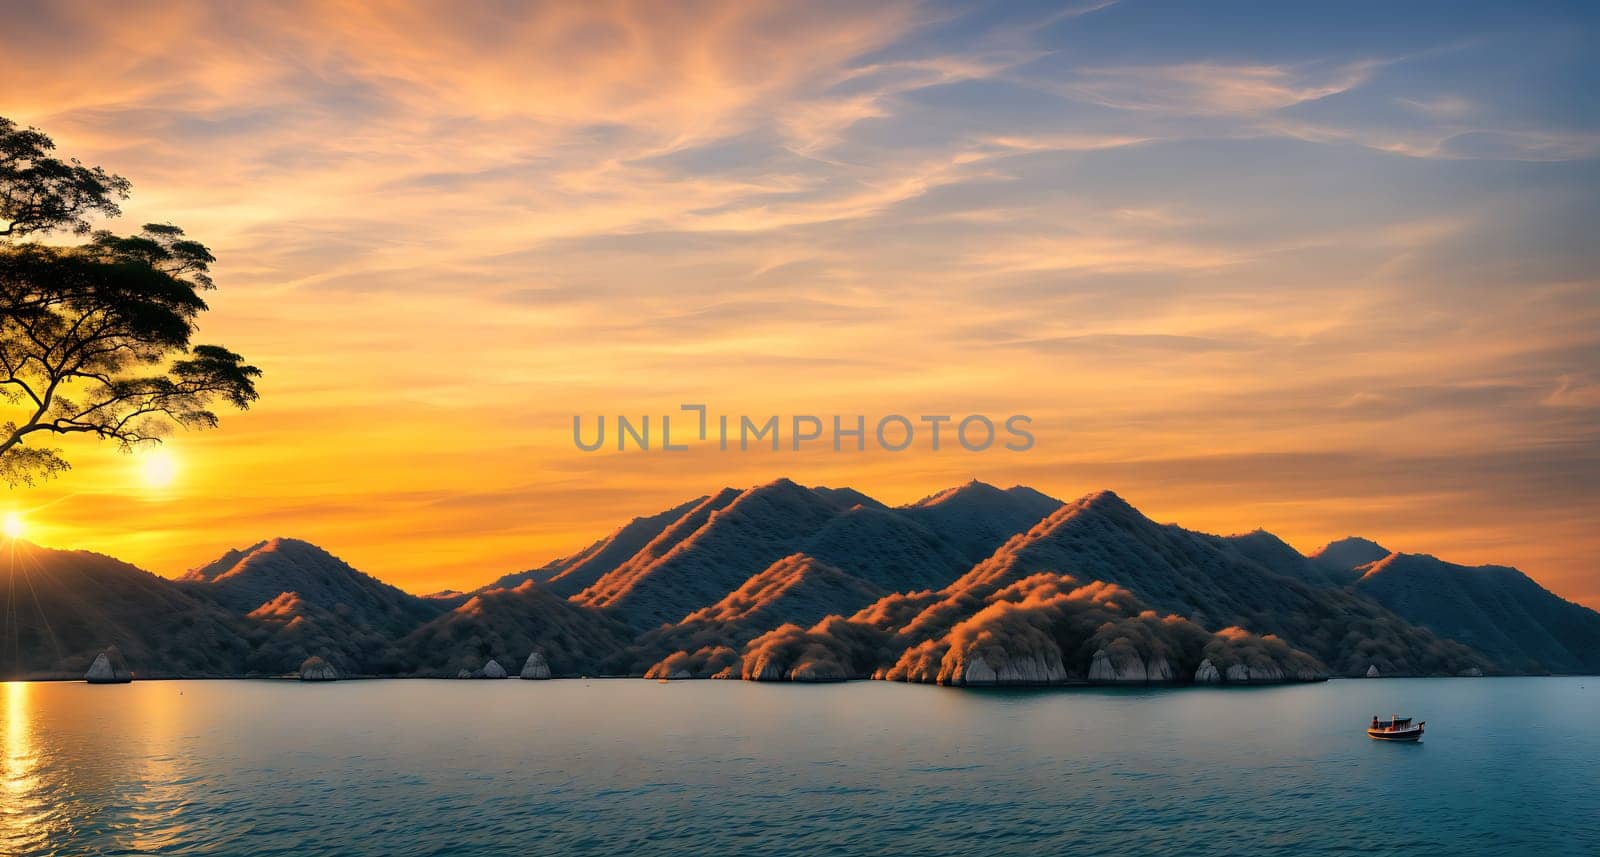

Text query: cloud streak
(2, 0), (1596, 606)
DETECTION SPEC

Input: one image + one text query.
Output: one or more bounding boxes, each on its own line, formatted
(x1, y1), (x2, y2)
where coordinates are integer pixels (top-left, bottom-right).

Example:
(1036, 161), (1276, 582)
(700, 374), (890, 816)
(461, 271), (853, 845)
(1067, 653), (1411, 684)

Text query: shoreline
(10, 672), (1587, 685)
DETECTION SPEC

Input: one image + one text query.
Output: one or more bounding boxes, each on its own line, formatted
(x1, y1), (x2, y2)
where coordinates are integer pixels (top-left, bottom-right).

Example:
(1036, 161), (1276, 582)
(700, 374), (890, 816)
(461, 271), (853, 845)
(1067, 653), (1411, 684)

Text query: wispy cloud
(2, 0), (1597, 606)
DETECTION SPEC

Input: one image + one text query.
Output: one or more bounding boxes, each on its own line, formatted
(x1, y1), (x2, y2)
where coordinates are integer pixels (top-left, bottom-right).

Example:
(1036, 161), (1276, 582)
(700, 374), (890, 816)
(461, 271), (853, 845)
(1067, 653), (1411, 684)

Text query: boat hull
(1367, 728), (1423, 742)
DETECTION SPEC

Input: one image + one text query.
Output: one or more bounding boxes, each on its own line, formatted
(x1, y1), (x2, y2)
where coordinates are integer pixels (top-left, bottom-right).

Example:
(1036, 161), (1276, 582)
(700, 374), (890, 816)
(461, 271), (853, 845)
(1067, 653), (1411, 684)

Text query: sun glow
(138, 448), (181, 490)
(2, 513), (22, 540)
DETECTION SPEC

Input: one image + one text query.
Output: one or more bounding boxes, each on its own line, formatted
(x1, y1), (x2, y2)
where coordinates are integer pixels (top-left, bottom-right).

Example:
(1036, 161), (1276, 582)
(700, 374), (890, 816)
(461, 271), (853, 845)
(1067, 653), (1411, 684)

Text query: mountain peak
(1070, 489), (1138, 517)
(1311, 536), (1391, 572)
(910, 480), (1006, 508)
(182, 537), (344, 583)
(177, 537), (440, 633)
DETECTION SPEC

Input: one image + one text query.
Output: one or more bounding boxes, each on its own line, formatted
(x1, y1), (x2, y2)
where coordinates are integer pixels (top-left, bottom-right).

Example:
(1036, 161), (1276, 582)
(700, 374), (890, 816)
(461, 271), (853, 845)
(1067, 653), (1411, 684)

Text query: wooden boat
(1367, 715), (1424, 742)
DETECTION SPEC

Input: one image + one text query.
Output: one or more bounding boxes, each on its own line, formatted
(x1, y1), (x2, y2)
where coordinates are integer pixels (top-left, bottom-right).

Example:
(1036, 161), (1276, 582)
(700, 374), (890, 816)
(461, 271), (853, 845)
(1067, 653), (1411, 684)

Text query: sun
(139, 448), (181, 489)
(2, 512), (23, 540)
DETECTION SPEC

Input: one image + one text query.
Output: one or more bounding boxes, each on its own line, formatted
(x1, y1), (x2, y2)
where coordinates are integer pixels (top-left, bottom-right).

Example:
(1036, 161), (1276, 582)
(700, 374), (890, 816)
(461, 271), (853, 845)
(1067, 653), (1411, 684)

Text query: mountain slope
(569, 479), (1059, 629)
(180, 538), (441, 636)
(855, 491), (1488, 676)
(574, 479), (850, 627)
(615, 553), (885, 677)
(1310, 537), (1390, 585)
(1224, 530), (1348, 587)
(796, 504), (976, 592)
(898, 480), (1062, 564)
(484, 496), (707, 596)
(1354, 553), (1600, 674)
(0, 542), (250, 678)
(397, 581), (633, 676)
(742, 572), (1327, 685)
(236, 591), (405, 675)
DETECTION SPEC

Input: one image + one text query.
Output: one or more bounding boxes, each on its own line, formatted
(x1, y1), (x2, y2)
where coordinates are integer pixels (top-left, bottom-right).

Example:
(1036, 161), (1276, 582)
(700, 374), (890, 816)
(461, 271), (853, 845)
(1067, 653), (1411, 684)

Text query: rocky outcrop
(1366, 664), (1380, 678)
(1194, 658), (1220, 683)
(520, 650), (551, 680)
(744, 654), (787, 682)
(482, 658), (508, 679)
(1146, 654), (1175, 683)
(957, 653), (1069, 686)
(84, 651), (133, 684)
(1087, 645), (1148, 684)
(298, 656), (338, 681)
(1248, 662), (1285, 683)
(1219, 662), (1291, 683)
(1458, 666), (1484, 677)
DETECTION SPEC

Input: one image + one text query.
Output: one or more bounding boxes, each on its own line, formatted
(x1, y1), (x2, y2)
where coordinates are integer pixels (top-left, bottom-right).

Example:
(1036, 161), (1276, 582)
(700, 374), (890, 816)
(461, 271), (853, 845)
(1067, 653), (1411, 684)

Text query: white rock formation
(1194, 658), (1221, 683)
(1366, 664), (1380, 678)
(963, 656), (999, 685)
(959, 653), (1067, 686)
(1249, 662), (1285, 683)
(1458, 667), (1484, 677)
(744, 655), (787, 681)
(1146, 654), (1176, 683)
(298, 656), (339, 681)
(1088, 647), (1149, 683)
(84, 652), (132, 684)
(520, 650), (551, 680)
(482, 658), (508, 679)
(1225, 663), (1251, 683)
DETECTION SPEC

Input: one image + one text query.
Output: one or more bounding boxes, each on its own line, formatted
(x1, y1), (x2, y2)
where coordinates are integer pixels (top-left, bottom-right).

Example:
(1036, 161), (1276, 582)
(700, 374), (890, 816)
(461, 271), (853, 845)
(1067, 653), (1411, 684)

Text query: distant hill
(1310, 537), (1391, 584)
(899, 480), (1063, 563)
(574, 479), (860, 627)
(838, 491), (1486, 677)
(1354, 553), (1600, 674)
(792, 505), (974, 592)
(614, 553), (884, 677)
(0, 542), (249, 679)
(483, 496), (707, 596)
(574, 478), (1061, 629)
(742, 572), (1328, 685)
(1225, 529), (1349, 587)
(4, 478), (1595, 682)
(180, 537), (442, 637)
(396, 582), (633, 677)
(235, 590), (405, 675)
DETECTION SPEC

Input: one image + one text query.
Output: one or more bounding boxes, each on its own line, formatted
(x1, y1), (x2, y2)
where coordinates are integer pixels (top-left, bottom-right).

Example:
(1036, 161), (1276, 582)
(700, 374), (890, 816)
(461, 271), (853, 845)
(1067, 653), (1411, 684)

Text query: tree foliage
(0, 116), (260, 485)
(0, 116), (130, 239)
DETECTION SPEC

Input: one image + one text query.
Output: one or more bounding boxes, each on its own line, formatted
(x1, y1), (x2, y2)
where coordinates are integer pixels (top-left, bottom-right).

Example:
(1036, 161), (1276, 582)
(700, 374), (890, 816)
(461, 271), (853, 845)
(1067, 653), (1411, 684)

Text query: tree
(1, 116), (260, 486)
(1, 116), (129, 239)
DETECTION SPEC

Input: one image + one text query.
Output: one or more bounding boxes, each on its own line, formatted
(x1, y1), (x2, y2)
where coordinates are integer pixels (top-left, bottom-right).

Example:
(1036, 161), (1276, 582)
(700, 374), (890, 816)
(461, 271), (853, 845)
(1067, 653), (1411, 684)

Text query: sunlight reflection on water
(1, 677), (1596, 856)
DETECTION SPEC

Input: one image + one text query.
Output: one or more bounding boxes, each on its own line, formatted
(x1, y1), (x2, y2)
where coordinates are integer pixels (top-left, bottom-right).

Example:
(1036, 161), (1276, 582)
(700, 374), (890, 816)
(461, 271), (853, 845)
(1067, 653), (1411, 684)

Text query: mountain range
(3, 478), (1596, 683)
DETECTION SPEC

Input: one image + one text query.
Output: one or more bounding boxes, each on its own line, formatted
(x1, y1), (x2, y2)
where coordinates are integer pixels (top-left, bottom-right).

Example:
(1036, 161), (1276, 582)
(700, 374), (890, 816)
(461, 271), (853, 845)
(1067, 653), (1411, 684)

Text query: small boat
(1367, 715), (1424, 742)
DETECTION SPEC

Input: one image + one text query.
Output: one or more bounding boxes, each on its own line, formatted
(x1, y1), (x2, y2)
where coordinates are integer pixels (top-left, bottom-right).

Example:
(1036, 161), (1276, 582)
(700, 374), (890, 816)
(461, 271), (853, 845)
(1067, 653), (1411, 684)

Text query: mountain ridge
(4, 480), (1595, 681)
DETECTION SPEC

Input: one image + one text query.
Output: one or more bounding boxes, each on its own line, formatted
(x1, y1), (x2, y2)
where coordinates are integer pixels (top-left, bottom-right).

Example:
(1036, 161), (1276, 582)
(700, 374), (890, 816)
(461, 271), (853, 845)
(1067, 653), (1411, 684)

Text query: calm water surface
(2, 677), (1596, 856)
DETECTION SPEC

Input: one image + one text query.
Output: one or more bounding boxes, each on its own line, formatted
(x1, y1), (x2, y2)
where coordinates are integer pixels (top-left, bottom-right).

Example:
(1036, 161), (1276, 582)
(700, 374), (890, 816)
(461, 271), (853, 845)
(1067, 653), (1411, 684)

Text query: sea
(2, 677), (1595, 856)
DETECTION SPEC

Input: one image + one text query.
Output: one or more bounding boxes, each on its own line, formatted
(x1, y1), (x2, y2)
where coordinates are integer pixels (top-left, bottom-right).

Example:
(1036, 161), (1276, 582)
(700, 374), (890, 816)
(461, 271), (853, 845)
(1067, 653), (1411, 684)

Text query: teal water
(1, 677), (1595, 856)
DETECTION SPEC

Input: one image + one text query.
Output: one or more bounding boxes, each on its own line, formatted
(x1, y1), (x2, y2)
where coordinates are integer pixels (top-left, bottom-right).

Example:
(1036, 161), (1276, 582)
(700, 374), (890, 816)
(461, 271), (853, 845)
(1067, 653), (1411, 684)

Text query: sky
(1, 0), (1597, 605)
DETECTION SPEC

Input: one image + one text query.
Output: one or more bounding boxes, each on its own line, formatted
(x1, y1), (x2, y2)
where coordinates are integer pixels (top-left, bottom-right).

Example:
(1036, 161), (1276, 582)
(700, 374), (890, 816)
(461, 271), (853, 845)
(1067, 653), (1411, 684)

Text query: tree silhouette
(1, 116), (260, 486)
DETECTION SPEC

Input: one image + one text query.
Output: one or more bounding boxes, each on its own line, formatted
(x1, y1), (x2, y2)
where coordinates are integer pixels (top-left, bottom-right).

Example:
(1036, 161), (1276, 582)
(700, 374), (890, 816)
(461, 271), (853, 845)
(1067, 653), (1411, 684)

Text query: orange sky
(2, 1), (1597, 606)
